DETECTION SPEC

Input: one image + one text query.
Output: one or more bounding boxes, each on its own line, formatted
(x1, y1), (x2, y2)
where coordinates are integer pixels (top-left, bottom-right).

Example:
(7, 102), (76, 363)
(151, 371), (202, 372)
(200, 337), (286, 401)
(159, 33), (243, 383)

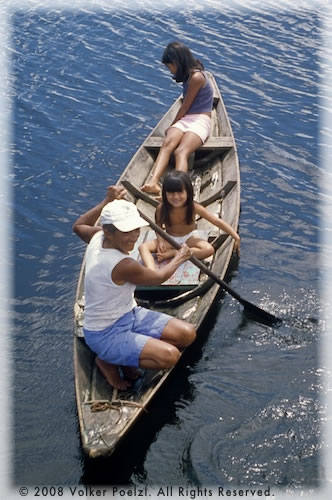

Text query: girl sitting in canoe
(139, 171), (240, 270)
(141, 41), (214, 196)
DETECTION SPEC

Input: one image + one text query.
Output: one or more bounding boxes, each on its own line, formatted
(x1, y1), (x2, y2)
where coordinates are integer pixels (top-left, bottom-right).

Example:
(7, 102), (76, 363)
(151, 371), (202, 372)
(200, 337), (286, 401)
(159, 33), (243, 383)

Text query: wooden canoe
(73, 72), (240, 458)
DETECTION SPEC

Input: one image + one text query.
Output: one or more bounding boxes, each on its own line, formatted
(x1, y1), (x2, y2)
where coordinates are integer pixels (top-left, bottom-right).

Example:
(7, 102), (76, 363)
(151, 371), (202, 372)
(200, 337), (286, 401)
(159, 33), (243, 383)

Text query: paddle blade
(241, 298), (282, 326)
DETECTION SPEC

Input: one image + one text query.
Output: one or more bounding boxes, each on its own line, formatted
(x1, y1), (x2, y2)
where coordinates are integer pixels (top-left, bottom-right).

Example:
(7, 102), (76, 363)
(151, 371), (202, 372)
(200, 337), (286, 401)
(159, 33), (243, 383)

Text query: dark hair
(161, 171), (194, 226)
(161, 41), (204, 83)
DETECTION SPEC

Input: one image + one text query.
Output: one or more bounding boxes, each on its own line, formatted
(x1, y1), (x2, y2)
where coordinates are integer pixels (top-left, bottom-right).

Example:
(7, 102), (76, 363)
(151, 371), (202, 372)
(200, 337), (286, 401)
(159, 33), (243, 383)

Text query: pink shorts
(171, 114), (211, 143)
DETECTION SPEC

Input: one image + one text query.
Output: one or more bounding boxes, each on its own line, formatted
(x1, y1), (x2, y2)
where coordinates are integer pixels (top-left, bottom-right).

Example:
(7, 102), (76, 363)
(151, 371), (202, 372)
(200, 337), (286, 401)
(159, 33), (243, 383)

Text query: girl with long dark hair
(139, 172), (240, 270)
(141, 41), (214, 196)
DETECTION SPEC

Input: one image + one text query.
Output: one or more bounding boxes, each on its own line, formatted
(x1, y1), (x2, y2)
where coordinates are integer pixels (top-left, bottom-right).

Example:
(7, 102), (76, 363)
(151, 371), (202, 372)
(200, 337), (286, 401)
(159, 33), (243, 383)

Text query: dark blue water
(6, 1), (330, 497)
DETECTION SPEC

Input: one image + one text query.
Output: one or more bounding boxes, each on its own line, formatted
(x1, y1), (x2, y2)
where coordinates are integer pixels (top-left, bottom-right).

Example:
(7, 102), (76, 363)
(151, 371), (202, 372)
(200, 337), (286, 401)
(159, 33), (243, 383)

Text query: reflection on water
(9, 1), (326, 491)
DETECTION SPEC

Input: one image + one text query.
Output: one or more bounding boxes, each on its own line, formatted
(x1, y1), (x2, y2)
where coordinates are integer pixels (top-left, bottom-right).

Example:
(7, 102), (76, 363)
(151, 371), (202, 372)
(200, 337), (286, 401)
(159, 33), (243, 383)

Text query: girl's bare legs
(173, 131), (203, 171)
(139, 240), (158, 270)
(140, 239), (178, 265)
(142, 128), (184, 194)
(156, 237), (214, 262)
(186, 236), (215, 260)
(156, 247), (177, 262)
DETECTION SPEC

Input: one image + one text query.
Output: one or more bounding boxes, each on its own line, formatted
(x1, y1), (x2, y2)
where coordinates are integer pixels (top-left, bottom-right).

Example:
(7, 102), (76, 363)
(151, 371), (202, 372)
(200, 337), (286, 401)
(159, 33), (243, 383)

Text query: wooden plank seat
(200, 136), (234, 149)
(143, 135), (234, 150)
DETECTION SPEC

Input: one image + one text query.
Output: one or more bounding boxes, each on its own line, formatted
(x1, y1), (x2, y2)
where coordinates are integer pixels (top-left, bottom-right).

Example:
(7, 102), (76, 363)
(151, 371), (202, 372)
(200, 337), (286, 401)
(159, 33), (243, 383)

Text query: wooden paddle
(137, 210), (281, 326)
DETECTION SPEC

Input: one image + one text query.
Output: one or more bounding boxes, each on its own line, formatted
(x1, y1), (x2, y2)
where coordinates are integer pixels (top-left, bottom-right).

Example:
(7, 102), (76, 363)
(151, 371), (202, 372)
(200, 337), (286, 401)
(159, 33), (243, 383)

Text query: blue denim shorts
(83, 306), (172, 368)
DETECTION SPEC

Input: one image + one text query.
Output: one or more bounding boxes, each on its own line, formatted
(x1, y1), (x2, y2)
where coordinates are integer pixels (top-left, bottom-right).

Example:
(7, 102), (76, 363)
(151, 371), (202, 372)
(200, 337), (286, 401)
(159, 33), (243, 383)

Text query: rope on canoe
(86, 399), (147, 413)
(84, 397), (148, 445)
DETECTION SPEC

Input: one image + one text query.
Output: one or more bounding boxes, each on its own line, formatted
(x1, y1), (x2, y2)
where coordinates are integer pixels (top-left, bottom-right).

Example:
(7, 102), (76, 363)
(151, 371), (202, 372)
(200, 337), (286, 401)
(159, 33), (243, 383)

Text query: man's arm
(72, 185), (127, 243)
(113, 245), (192, 286)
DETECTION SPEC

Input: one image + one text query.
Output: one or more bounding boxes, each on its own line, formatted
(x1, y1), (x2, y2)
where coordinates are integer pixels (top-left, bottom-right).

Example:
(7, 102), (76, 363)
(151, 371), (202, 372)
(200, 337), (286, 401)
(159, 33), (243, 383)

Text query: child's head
(161, 41), (204, 83)
(162, 171), (193, 201)
(161, 171), (194, 225)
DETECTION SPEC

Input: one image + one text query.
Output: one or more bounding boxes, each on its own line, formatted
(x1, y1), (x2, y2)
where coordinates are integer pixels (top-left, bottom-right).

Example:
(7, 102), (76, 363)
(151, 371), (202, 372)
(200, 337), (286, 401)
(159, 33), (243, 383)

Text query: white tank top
(83, 231), (136, 331)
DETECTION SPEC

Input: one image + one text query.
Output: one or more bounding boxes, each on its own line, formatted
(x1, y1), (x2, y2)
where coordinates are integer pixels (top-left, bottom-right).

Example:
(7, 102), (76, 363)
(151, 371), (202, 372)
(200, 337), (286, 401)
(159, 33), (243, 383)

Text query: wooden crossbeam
(143, 135), (234, 150)
(121, 180), (159, 207)
(201, 136), (234, 149)
(200, 180), (237, 207)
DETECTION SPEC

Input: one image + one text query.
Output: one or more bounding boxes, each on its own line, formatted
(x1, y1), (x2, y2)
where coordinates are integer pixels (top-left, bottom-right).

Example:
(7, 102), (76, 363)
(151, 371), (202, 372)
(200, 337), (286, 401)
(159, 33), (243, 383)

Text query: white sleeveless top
(83, 231), (136, 331)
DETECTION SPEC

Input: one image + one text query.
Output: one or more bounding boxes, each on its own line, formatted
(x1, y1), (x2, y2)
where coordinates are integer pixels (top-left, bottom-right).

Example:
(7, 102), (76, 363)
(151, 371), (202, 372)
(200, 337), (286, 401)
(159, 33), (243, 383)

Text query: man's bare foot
(96, 358), (131, 391)
(141, 182), (161, 195)
(122, 366), (142, 381)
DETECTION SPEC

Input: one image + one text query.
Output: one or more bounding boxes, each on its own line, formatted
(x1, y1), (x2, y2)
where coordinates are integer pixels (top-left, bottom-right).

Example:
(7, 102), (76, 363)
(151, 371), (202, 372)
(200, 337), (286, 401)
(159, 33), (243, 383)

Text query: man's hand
(106, 185), (127, 202)
(73, 185), (127, 244)
(173, 244), (193, 265)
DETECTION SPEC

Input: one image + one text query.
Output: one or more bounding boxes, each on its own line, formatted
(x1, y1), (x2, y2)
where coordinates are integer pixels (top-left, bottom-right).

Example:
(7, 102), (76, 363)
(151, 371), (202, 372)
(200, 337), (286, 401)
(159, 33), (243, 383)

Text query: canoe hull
(73, 72), (240, 458)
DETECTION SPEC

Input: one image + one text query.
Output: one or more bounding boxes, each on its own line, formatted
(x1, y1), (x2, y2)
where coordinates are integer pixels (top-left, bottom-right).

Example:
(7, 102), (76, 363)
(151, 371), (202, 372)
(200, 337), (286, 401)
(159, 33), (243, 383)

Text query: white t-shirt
(83, 231), (136, 331)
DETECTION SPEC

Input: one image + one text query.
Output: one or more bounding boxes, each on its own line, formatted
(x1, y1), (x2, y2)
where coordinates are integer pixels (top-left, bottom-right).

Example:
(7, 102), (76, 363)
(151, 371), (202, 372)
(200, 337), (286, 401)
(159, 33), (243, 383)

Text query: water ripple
(9, 3), (325, 488)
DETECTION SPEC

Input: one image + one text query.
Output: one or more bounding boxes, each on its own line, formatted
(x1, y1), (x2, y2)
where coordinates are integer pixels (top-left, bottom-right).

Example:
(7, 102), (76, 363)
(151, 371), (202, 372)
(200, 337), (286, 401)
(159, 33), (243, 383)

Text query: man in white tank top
(73, 186), (196, 390)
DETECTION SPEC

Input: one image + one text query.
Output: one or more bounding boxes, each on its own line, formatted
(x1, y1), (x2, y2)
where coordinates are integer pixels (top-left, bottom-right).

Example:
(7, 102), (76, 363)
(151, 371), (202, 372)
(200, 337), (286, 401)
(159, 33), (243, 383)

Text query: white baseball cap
(100, 200), (149, 232)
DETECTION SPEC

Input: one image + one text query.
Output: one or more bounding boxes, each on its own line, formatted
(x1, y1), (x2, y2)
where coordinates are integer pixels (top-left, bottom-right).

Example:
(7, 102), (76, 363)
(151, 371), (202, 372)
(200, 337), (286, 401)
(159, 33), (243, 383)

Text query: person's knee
(162, 319), (196, 349)
(205, 243), (215, 257)
(181, 323), (196, 346)
(162, 136), (177, 151)
(195, 241), (215, 259)
(174, 144), (189, 160)
(160, 345), (180, 369)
